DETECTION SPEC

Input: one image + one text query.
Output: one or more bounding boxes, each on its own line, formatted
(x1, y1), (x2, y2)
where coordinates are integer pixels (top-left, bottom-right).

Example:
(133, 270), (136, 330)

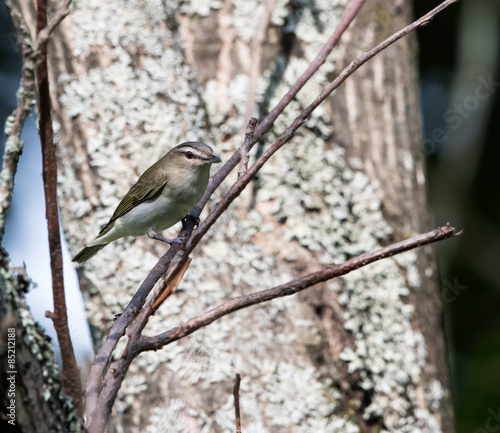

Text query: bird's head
(169, 142), (222, 170)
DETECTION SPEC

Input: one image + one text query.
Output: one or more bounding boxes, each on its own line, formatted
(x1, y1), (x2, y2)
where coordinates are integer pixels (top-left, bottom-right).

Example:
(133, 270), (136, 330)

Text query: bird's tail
(72, 243), (108, 263)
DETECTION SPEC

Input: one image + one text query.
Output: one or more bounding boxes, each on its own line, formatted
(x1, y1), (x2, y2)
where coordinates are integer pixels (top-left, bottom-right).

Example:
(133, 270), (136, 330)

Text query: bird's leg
(147, 228), (183, 245)
(182, 213), (200, 230)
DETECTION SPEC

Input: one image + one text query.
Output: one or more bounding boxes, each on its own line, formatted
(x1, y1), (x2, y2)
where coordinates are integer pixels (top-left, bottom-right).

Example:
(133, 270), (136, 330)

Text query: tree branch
(233, 373), (242, 433)
(88, 224), (459, 433)
(35, 0), (81, 414)
(87, 225), (460, 433)
(137, 225), (460, 352)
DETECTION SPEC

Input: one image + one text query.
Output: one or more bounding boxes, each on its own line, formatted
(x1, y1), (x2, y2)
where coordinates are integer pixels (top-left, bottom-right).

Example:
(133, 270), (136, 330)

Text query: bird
(72, 142), (221, 263)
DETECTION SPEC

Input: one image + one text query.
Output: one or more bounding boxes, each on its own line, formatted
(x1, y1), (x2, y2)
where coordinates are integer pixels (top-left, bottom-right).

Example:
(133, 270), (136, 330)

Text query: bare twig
(137, 225), (460, 351)
(36, 0), (81, 414)
(233, 373), (242, 433)
(188, 0), (460, 255)
(238, 118), (258, 178)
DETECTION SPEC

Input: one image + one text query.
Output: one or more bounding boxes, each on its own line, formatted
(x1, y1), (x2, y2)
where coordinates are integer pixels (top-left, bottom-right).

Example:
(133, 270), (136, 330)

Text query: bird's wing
(98, 165), (169, 236)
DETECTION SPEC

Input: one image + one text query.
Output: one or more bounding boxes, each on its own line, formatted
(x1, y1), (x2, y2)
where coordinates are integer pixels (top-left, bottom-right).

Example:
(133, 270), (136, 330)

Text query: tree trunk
(8, 0), (455, 431)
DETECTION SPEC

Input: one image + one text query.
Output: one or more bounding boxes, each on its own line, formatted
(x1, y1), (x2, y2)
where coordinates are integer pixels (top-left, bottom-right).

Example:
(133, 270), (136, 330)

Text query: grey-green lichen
(0, 249), (83, 432)
(58, 0), (444, 431)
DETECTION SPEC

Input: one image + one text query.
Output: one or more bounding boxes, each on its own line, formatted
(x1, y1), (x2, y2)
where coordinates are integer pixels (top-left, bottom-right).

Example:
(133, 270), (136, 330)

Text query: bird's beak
(208, 154), (222, 164)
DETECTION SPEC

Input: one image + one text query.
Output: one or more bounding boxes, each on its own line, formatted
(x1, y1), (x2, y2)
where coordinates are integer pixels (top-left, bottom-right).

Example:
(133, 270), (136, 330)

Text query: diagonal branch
(187, 0), (460, 255)
(136, 225), (460, 352)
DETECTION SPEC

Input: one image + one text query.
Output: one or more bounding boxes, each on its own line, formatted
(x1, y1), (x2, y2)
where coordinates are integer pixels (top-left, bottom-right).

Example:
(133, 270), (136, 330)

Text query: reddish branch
(4, 0), (78, 411)
(35, 0), (81, 413)
(233, 373), (242, 433)
(85, 1), (459, 431)
(136, 226), (460, 352)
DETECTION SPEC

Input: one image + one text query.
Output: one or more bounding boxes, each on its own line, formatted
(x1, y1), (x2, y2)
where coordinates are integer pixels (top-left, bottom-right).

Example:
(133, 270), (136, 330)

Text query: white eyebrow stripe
(179, 147), (209, 159)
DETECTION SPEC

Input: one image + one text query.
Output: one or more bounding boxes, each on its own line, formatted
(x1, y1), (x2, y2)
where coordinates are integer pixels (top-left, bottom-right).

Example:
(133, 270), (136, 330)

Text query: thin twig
(188, 0), (460, 255)
(137, 225), (460, 351)
(36, 0), (81, 414)
(238, 118), (258, 178)
(233, 373), (242, 433)
(192, 0), (458, 253)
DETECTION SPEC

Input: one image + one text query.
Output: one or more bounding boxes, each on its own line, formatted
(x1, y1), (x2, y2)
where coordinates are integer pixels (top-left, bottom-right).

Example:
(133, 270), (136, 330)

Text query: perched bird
(72, 142), (221, 263)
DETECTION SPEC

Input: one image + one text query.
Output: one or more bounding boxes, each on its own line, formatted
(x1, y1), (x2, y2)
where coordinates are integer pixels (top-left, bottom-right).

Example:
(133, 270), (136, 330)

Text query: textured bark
(0, 248), (83, 433)
(8, 0), (454, 431)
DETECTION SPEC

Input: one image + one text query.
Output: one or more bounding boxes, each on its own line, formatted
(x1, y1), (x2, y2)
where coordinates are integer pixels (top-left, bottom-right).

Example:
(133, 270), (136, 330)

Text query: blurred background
(415, 0), (500, 430)
(0, 1), (499, 431)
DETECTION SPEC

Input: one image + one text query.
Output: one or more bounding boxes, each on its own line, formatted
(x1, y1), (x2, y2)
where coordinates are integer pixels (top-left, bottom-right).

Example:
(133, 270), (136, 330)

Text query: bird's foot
(182, 213), (200, 230)
(147, 228), (183, 245)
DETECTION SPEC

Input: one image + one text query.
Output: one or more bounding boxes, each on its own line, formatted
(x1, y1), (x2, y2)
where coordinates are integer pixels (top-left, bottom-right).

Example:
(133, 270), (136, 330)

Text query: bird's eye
(185, 151), (194, 159)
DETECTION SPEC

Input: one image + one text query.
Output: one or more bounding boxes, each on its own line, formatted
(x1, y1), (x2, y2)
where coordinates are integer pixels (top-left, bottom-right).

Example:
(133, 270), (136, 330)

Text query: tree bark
(7, 0), (455, 431)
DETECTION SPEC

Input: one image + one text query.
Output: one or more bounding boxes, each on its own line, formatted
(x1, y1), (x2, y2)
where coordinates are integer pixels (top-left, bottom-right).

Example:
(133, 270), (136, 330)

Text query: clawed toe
(147, 228), (184, 245)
